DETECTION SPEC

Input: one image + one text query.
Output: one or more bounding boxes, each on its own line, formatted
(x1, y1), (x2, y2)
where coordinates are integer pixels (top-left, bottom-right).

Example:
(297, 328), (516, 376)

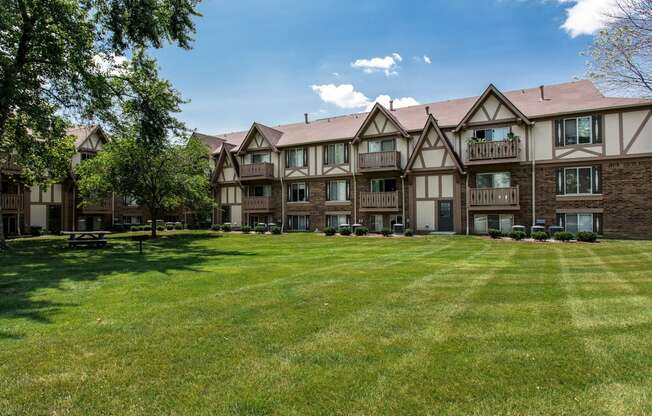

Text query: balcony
(467, 139), (520, 163)
(358, 151), (401, 172)
(1, 157), (21, 172)
(469, 186), (520, 211)
(1, 194), (22, 210)
(242, 196), (273, 213)
(240, 163), (274, 180)
(80, 198), (112, 213)
(360, 191), (399, 212)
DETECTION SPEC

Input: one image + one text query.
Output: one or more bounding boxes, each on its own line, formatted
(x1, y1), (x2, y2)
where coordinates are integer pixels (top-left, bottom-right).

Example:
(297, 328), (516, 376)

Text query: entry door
(438, 200), (453, 232)
(47, 205), (62, 234)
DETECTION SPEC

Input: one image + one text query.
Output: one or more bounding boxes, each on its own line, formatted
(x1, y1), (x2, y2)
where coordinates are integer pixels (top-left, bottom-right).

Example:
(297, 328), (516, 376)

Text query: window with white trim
(474, 127), (511, 142)
(474, 214), (513, 234)
(286, 147), (307, 168)
(287, 215), (310, 231)
(368, 138), (395, 153)
(250, 152), (271, 164)
(326, 180), (350, 201)
(249, 185), (272, 197)
(476, 172), (511, 189)
(326, 214), (351, 228)
(324, 143), (348, 165)
(564, 116), (592, 145)
(370, 178), (397, 193)
(557, 167), (601, 195)
(288, 182), (308, 202)
(564, 213), (593, 233)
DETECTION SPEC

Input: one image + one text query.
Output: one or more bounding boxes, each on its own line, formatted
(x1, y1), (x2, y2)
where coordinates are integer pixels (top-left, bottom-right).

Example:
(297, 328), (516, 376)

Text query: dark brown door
(47, 205), (62, 234)
(438, 200), (453, 232)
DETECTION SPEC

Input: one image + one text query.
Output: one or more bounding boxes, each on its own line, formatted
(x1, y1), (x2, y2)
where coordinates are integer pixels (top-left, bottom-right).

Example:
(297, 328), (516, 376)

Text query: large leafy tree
(587, 0), (652, 96)
(77, 53), (212, 239)
(0, 0), (200, 246)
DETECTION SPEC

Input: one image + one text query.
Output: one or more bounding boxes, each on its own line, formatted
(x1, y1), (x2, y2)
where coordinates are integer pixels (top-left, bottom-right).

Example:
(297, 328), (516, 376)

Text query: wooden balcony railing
(469, 186), (519, 207)
(358, 151), (401, 171)
(1, 194), (21, 210)
(242, 196), (272, 212)
(468, 139), (520, 161)
(240, 163), (274, 180)
(360, 191), (399, 211)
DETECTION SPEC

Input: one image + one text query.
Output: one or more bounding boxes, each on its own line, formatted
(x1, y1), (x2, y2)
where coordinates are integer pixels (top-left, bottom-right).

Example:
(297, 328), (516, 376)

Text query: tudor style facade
(208, 80), (652, 238)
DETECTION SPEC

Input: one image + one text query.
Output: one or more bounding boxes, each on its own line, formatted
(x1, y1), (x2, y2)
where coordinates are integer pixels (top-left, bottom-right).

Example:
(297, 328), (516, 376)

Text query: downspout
(530, 123), (536, 227)
(280, 175), (285, 232)
(465, 174), (470, 235)
(401, 175), (406, 226)
(350, 141), (357, 224)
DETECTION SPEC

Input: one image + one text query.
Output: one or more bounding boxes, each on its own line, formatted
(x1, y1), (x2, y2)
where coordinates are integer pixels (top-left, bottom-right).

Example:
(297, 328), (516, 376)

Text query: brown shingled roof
(212, 80), (652, 151)
(66, 125), (108, 149)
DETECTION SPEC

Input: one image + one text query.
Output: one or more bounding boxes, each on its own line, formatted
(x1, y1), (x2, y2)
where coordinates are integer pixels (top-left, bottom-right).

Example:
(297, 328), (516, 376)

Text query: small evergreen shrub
(531, 231), (549, 241)
(554, 231), (574, 242)
(143, 225), (152, 231)
(211, 224), (221, 231)
(156, 225), (165, 232)
(222, 224), (232, 232)
(339, 227), (351, 236)
(174, 223), (184, 230)
(166, 224), (174, 230)
(576, 231), (598, 242)
(271, 226), (282, 235)
(130, 226), (140, 232)
(509, 231), (526, 241)
(404, 229), (414, 237)
(254, 225), (266, 234)
(488, 229), (503, 239)
(324, 226), (336, 236)
(354, 226), (368, 236)
(241, 225), (251, 234)
(381, 228), (393, 237)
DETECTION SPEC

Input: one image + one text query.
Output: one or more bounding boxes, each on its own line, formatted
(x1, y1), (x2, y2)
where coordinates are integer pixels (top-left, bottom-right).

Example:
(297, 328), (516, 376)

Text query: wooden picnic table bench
(62, 231), (111, 249)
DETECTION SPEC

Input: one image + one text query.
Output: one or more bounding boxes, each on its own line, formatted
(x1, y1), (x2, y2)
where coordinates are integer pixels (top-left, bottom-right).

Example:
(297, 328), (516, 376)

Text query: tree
(77, 53), (211, 239)
(0, 0), (201, 246)
(587, 0), (652, 96)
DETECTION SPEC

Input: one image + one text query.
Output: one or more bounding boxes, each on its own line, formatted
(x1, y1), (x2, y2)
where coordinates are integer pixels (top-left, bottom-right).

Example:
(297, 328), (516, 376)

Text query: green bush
(576, 231), (598, 242)
(554, 231), (574, 242)
(404, 229), (414, 237)
(354, 226), (368, 236)
(174, 223), (184, 230)
(165, 224), (174, 230)
(130, 226), (141, 232)
(241, 225), (251, 234)
(381, 228), (393, 237)
(531, 231), (549, 241)
(509, 231), (526, 241)
(488, 229), (503, 239)
(143, 225), (152, 231)
(271, 226), (282, 235)
(254, 225), (266, 234)
(222, 224), (232, 232)
(156, 225), (165, 231)
(210, 224), (221, 231)
(324, 226), (336, 236)
(339, 227), (351, 236)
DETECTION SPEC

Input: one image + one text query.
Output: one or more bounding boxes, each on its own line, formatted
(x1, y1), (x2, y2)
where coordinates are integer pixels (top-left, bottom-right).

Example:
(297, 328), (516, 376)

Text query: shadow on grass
(0, 232), (255, 326)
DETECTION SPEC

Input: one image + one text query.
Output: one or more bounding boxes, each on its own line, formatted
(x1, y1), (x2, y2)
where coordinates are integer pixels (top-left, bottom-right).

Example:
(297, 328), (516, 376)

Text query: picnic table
(62, 231), (111, 248)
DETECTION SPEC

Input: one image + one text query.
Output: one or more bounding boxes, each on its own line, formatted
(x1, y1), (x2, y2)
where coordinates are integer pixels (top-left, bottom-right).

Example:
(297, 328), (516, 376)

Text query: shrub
(355, 226), (368, 236)
(576, 231), (598, 242)
(222, 224), (232, 232)
(210, 224), (221, 231)
(30, 226), (43, 236)
(554, 231), (574, 242)
(156, 225), (165, 232)
(174, 223), (184, 230)
(254, 225), (266, 234)
(324, 226), (336, 236)
(404, 229), (414, 237)
(339, 227), (351, 236)
(509, 231), (526, 241)
(130, 226), (139, 232)
(143, 224), (152, 231)
(241, 225), (251, 234)
(488, 229), (503, 239)
(166, 224), (174, 230)
(381, 228), (393, 237)
(531, 231), (549, 241)
(271, 226), (282, 235)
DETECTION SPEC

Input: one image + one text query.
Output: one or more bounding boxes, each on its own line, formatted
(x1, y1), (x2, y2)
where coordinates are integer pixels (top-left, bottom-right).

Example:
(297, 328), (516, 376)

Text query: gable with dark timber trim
(406, 114), (464, 174)
(353, 103), (410, 143)
(236, 122), (282, 155)
(454, 84), (532, 133)
(214, 145), (240, 183)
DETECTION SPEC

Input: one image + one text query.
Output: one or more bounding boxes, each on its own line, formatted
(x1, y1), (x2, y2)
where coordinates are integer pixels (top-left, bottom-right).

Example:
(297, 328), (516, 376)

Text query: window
(562, 116), (593, 146)
(288, 182), (308, 202)
(476, 172), (511, 189)
(249, 185), (271, 197)
(326, 180), (350, 201)
(221, 205), (231, 223)
(474, 214), (513, 234)
(563, 213), (593, 233)
(123, 196), (138, 207)
(81, 152), (95, 161)
(251, 152), (271, 164)
(474, 127), (511, 142)
(370, 214), (384, 232)
(368, 138), (395, 153)
(287, 215), (310, 231)
(286, 148), (307, 168)
(326, 214), (351, 228)
(370, 178), (397, 193)
(122, 215), (143, 225)
(558, 167), (600, 195)
(324, 143), (348, 165)
(390, 215), (403, 227)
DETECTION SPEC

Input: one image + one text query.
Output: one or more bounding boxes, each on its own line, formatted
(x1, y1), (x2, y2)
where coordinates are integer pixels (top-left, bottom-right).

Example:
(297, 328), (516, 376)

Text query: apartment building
(207, 80), (652, 238)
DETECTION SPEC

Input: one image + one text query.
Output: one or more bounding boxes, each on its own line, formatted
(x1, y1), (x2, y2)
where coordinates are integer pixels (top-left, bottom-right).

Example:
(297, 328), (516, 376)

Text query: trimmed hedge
(381, 228), (393, 237)
(222, 224), (232, 232)
(271, 226), (282, 235)
(554, 231), (574, 242)
(354, 226), (368, 236)
(174, 223), (184, 230)
(531, 231), (549, 241)
(156, 225), (165, 231)
(211, 224), (221, 231)
(143, 225), (152, 231)
(166, 224), (174, 230)
(241, 225), (251, 234)
(324, 227), (336, 236)
(488, 229), (503, 239)
(509, 231), (526, 241)
(254, 225), (266, 234)
(576, 231), (598, 242)
(404, 229), (414, 237)
(339, 227), (351, 236)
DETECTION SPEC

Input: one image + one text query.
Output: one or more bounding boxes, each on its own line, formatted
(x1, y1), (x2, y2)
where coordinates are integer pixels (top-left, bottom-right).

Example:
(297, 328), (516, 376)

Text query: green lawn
(2, 232), (652, 415)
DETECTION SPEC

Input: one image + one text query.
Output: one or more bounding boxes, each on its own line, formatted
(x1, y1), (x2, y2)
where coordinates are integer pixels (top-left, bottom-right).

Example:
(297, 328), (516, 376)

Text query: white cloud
(558, 0), (618, 37)
(351, 52), (403, 76)
(332, 72), (340, 77)
(423, 55), (432, 64)
(365, 95), (420, 112)
(311, 84), (419, 111)
(310, 84), (370, 109)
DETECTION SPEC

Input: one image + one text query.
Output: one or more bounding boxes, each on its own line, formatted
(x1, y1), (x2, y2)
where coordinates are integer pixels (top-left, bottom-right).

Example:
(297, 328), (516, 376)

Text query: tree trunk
(150, 206), (158, 239)
(0, 170), (6, 249)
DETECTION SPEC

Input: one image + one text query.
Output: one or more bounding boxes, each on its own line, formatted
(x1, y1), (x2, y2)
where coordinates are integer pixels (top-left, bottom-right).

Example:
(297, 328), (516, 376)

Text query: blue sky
(152, 0), (613, 135)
